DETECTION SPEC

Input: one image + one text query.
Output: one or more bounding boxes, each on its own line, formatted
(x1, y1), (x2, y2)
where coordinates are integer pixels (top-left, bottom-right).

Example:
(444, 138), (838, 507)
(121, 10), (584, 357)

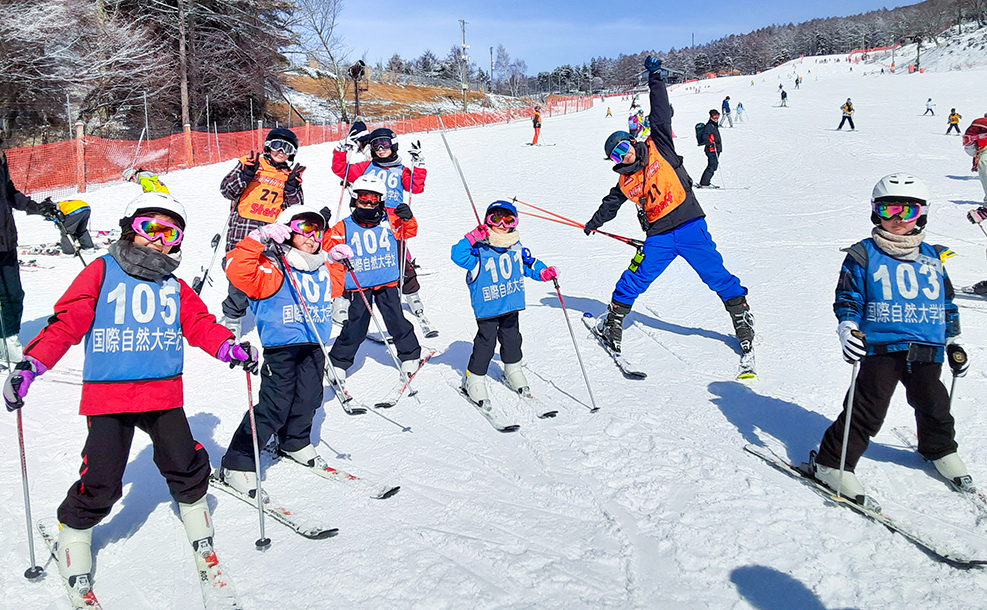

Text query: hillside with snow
(3, 53), (987, 609)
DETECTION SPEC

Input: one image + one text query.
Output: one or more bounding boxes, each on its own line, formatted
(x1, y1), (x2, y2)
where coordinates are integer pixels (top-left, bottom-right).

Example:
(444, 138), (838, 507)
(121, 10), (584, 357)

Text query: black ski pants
(816, 352), (957, 472)
(329, 284), (420, 370)
(946, 124), (961, 135)
(221, 256), (250, 319)
(222, 344), (324, 471)
(467, 311), (523, 376)
(837, 116), (855, 130)
(0, 249), (24, 338)
(58, 408), (211, 529)
(397, 239), (420, 295)
(59, 209), (94, 255)
(700, 151), (719, 186)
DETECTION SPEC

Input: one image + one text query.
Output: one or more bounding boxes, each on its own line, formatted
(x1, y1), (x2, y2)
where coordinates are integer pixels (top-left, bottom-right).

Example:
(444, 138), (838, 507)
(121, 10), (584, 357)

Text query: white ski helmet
(871, 173), (930, 226)
(122, 191), (188, 228)
(275, 204), (325, 230)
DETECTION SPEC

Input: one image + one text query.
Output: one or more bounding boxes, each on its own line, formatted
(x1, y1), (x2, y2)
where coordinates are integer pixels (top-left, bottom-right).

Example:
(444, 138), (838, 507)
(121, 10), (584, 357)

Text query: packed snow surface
(4, 54), (987, 609)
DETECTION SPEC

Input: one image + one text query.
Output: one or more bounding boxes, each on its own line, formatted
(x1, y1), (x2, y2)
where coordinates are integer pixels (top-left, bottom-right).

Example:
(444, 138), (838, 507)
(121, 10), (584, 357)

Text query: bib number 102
(872, 263), (940, 301)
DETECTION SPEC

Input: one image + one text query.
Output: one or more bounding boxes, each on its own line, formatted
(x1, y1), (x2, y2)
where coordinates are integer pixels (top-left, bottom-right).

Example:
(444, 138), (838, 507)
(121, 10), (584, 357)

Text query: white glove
(248, 223), (291, 244)
(838, 321), (866, 363)
(328, 244), (354, 262)
(408, 140), (424, 167)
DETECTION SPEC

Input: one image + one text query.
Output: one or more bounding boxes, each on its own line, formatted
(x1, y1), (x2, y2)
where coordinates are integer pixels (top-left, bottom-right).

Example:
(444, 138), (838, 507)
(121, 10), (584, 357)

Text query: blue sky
(337, 0), (916, 74)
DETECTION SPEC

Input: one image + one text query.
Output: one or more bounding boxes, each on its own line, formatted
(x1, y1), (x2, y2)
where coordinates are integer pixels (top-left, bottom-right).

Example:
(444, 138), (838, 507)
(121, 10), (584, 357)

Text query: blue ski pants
(612, 217), (746, 306)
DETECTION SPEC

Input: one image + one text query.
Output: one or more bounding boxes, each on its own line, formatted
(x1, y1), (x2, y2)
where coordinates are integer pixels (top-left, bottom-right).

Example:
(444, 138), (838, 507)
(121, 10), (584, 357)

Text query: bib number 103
(872, 263), (940, 301)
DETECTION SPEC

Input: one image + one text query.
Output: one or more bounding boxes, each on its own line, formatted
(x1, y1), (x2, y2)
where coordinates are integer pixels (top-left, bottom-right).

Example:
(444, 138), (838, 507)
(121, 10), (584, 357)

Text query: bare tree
(293, 0), (352, 121)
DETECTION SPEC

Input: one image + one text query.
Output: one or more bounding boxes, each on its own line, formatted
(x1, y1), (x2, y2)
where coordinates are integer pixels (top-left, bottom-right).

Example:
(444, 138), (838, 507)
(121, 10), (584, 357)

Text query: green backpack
(695, 123), (706, 147)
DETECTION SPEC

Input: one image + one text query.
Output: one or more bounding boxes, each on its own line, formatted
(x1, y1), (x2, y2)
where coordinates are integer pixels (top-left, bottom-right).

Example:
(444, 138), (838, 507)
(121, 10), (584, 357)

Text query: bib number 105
(872, 263), (940, 301)
(106, 283), (178, 325)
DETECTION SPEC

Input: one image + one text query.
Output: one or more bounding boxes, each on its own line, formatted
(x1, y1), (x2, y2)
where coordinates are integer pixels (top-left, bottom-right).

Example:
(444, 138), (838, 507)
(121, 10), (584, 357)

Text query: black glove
(229, 341), (260, 374)
(319, 206), (333, 224)
(285, 165), (305, 192)
(394, 203), (413, 221)
(947, 343), (969, 377)
(583, 219), (599, 236)
(38, 197), (60, 220)
(644, 56), (669, 80)
(241, 151), (260, 181)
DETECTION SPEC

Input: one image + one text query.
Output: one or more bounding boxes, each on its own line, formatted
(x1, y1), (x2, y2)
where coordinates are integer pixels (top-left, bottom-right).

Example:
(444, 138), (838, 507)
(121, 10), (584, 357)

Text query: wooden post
(183, 124), (194, 168)
(256, 120), (263, 151)
(304, 120), (310, 147)
(74, 122), (86, 193)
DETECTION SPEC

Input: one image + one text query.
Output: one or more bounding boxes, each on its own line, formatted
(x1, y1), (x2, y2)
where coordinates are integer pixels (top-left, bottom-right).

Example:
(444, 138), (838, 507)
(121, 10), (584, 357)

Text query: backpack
(695, 123), (706, 147)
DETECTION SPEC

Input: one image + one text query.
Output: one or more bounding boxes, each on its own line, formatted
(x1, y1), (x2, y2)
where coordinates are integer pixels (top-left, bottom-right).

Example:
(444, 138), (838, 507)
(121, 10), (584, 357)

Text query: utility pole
(459, 19), (470, 113)
(490, 46), (494, 94)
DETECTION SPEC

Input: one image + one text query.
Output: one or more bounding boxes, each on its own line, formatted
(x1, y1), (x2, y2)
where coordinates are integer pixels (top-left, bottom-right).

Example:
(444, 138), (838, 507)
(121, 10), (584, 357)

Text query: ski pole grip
(850, 330), (865, 340)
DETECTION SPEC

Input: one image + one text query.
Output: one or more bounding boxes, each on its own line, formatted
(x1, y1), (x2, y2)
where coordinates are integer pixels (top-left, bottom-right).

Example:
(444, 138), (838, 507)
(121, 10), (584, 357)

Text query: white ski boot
(503, 361), (531, 397)
(179, 496), (215, 551)
(401, 358), (420, 380)
(328, 365), (347, 388)
(404, 291), (438, 338)
(812, 459), (881, 512)
(284, 444), (328, 470)
(56, 524), (97, 606)
(933, 453), (975, 492)
(331, 296), (349, 326)
(180, 497), (239, 603)
(463, 371), (489, 405)
(220, 316), (241, 342)
(219, 468), (268, 504)
(0, 335), (24, 366)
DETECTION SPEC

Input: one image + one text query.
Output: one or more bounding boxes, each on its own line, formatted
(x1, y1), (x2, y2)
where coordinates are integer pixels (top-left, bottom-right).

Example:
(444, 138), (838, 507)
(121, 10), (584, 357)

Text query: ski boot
(463, 371), (489, 406)
(404, 291), (438, 338)
(0, 335), (24, 366)
(283, 444), (330, 471)
(331, 296), (349, 326)
(220, 316), (241, 342)
(725, 296), (756, 378)
(933, 453), (976, 492)
(808, 451), (881, 512)
(179, 496), (215, 555)
(969, 280), (987, 296)
(503, 361), (531, 398)
(56, 523), (97, 603)
(400, 358), (420, 381)
(597, 300), (632, 353)
(219, 468), (269, 504)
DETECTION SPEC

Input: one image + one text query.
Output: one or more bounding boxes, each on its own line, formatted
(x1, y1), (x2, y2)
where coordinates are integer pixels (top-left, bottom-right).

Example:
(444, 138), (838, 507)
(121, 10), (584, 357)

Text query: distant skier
(808, 173), (971, 509)
(451, 200), (556, 406)
(532, 105), (542, 145)
(699, 110), (722, 188)
(924, 98), (936, 116)
(52, 199), (95, 255)
(628, 111), (643, 139)
(837, 99), (855, 130)
(585, 57), (754, 374)
(606, 107), (612, 117)
(720, 96), (733, 127)
(964, 114), (987, 204)
(736, 102), (746, 122)
(946, 109), (962, 135)
(123, 167), (169, 193)
(780, 89), (788, 107)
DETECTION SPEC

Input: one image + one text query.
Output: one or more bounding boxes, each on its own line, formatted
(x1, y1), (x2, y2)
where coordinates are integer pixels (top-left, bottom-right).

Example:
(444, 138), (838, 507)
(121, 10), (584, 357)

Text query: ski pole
(192, 228), (226, 295)
(516, 210), (643, 248)
(334, 159), (352, 221)
(271, 245), (352, 412)
(551, 278), (598, 412)
(399, 163), (414, 296)
(435, 114), (481, 225)
(836, 342), (864, 500)
(0, 298), (44, 580)
(244, 370), (271, 550)
(47, 210), (87, 268)
(341, 259), (411, 387)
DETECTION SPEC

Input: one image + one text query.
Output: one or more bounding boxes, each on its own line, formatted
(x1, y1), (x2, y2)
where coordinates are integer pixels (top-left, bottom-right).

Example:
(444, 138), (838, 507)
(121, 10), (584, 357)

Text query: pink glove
(328, 244), (354, 262)
(3, 356), (47, 411)
(248, 223), (291, 244)
(539, 266), (558, 281)
(217, 339), (259, 374)
(466, 225), (489, 246)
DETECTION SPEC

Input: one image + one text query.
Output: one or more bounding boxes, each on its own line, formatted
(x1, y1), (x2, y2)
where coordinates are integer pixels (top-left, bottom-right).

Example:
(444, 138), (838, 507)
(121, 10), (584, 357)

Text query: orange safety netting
(7, 96), (593, 197)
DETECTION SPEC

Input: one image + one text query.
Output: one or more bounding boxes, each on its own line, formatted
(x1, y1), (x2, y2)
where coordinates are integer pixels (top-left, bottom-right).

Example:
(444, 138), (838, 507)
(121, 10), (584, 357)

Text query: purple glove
(3, 356), (47, 411)
(328, 244), (354, 262)
(248, 223), (291, 245)
(217, 340), (259, 374)
(539, 266), (558, 281)
(466, 225), (489, 246)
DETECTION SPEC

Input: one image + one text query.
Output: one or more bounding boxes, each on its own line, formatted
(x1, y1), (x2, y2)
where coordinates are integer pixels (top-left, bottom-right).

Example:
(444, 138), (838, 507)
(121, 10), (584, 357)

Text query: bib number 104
(349, 228), (391, 257)
(872, 263), (940, 301)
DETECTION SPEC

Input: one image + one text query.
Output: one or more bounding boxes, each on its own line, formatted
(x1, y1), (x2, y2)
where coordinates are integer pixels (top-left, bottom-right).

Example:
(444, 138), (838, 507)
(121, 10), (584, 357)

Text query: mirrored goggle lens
(267, 139), (297, 156)
(609, 140), (632, 162)
(356, 191), (383, 204)
(486, 212), (518, 229)
(876, 202), (921, 221)
(133, 217), (183, 245)
(370, 137), (392, 151)
(289, 219), (323, 238)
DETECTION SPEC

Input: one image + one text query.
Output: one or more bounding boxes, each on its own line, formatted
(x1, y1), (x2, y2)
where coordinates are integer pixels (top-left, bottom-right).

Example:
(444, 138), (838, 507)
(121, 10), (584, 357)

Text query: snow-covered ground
(4, 53), (987, 609)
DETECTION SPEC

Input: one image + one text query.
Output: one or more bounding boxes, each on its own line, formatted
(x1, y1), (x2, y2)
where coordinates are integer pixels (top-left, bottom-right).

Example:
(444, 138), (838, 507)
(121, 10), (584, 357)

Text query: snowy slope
(4, 55), (987, 609)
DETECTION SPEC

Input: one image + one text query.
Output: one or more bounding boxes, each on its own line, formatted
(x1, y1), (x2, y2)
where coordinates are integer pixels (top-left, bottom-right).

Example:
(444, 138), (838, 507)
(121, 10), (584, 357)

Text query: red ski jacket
(331, 149), (426, 195)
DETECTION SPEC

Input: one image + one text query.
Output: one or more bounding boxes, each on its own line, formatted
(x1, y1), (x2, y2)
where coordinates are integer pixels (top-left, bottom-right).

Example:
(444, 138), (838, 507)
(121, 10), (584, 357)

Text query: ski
(744, 444), (987, 566)
(38, 521), (103, 610)
(189, 537), (244, 610)
(366, 332), (394, 346)
(522, 143), (557, 147)
(208, 473), (339, 540)
(581, 314), (647, 379)
(957, 285), (987, 297)
(374, 349), (437, 408)
(264, 447), (400, 500)
(449, 381), (520, 432)
(413, 311), (439, 338)
(326, 374), (368, 415)
(492, 369), (558, 418)
(737, 350), (757, 380)
(890, 426), (987, 522)
(19, 259), (54, 270)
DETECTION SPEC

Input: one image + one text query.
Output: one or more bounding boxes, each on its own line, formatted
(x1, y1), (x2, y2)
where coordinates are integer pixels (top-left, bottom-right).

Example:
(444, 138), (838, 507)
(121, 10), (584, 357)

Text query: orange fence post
(74, 122), (86, 193)
(184, 124), (194, 168)
(304, 120), (310, 147)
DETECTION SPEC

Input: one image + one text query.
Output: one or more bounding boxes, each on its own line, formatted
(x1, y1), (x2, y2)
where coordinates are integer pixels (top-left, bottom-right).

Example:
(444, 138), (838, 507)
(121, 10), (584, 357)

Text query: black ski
(581, 314), (647, 379)
(208, 473), (339, 539)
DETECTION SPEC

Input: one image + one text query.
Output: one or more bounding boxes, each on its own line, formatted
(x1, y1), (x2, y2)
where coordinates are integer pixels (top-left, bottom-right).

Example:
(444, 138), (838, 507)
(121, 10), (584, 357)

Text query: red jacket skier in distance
(331, 148), (426, 198)
(24, 260), (233, 415)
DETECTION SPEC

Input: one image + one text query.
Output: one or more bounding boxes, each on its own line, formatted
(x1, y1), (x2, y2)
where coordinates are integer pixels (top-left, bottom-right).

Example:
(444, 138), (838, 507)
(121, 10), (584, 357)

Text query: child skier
(323, 174), (422, 384)
(532, 105), (542, 145)
(946, 109), (962, 135)
(3, 191), (258, 603)
(809, 173), (972, 509)
(52, 199), (95, 255)
(837, 98), (855, 130)
(220, 204), (349, 496)
(451, 200), (557, 405)
(332, 127), (433, 334)
(123, 167), (169, 193)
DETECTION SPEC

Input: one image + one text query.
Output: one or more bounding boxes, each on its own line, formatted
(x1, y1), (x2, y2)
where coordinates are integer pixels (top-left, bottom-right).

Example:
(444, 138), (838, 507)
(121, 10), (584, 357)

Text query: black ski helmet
(366, 128), (398, 154)
(264, 127), (299, 161)
(604, 131), (634, 159)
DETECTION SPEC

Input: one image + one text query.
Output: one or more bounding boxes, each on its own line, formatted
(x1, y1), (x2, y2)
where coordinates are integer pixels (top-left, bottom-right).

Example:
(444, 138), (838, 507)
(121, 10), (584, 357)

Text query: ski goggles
(354, 191), (384, 206)
(609, 140), (632, 162)
(289, 218), (323, 240)
(874, 201), (922, 221)
(369, 137), (393, 152)
(132, 216), (183, 246)
(266, 139), (297, 156)
(486, 210), (518, 229)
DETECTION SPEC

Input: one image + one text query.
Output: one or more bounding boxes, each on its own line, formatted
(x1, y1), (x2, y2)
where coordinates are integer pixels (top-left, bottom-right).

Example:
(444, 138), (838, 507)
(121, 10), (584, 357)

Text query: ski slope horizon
(4, 53), (987, 609)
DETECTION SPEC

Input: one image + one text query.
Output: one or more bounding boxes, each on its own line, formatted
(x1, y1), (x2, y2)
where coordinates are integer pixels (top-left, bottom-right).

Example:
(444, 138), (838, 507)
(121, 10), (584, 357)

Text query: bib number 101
(484, 250), (524, 283)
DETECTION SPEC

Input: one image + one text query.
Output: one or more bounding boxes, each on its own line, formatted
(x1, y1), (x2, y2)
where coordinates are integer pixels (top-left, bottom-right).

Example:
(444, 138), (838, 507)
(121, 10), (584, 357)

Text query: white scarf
(283, 247), (327, 271)
(487, 229), (520, 249)
(871, 226), (924, 261)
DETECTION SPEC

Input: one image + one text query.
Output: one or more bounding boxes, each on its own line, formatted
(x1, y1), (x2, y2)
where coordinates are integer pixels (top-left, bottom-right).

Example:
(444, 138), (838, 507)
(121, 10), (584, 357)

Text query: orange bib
(236, 156), (288, 222)
(618, 139), (687, 223)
